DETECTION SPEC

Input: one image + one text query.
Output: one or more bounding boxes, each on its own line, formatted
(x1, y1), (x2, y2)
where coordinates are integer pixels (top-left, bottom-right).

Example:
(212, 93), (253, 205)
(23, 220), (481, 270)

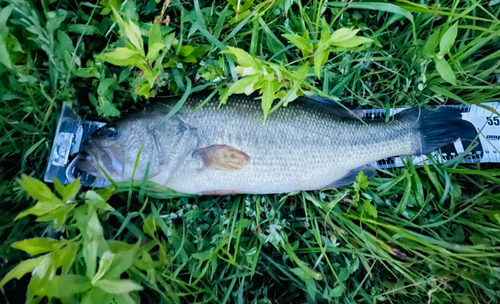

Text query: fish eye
(106, 127), (118, 138)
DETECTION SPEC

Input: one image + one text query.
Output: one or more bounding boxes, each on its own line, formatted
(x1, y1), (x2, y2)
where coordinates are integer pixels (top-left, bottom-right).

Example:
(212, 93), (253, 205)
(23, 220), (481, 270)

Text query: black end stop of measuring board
(44, 103), (110, 187)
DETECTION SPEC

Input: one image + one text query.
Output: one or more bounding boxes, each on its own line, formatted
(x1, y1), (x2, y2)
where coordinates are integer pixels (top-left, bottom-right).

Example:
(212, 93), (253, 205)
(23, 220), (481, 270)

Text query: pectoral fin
(194, 145), (250, 171)
(323, 165), (377, 189)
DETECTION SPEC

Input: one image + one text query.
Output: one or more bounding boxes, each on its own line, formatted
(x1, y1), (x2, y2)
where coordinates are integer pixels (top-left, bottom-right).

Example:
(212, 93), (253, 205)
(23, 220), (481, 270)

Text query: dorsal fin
(296, 96), (365, 120)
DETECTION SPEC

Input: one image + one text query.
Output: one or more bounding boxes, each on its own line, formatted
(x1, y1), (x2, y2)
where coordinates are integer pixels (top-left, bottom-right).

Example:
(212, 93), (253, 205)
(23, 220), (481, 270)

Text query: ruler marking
(368, 101), (500, 169)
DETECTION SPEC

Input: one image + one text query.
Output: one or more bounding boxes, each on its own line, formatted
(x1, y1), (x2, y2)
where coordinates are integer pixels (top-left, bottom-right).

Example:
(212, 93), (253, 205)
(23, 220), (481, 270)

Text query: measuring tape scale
(364, 102), (500, 169)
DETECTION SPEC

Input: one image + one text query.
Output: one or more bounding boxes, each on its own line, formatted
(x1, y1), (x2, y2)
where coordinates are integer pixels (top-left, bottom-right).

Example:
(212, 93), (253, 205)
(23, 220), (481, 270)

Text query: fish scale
(162, 96), (422, 194)
(46, 94), (480, 194)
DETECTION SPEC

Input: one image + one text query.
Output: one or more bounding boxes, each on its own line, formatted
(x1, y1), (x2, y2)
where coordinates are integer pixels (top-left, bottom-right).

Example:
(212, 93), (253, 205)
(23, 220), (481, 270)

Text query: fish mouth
(76, 140), (123, 178)
(75, 152), (99, 175)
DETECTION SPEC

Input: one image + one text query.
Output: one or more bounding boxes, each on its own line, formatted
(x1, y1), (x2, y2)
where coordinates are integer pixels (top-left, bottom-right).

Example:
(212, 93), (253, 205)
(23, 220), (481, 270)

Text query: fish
(76, 93), (474, 195)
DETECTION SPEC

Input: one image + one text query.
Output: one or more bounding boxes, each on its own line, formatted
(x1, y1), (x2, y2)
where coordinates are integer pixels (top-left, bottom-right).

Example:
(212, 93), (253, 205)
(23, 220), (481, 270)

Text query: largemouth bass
(77, 93), (472, 195)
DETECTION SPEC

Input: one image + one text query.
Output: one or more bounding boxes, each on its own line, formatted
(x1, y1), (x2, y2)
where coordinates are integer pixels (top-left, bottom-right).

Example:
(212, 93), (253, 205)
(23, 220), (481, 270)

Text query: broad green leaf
(125, 21), (144, 54)
(82, 239), (100, 280)
(313, 48), (329, 79)
(35, 209), (59, 222)
(435, 57), (457, 85)
(114, 293), (137, 304)
(423, 29), (441, 57)
(57, 30), (75, 53)
(437, 22), (458, 59)
(190, 45), (210, 58)
(330, 284), (346, 297)
(15, 201), (61, 221)
(164, 32), (177, 51)
(97, 77), (115, 97)
(11, 238), (64, 255)
(99, 100), (121, 117)
(46, 9), (68, 34)
(332, 36), (372, 48)
(143, 215), (157, 238)
(233, 66), (260, 76)
(0, 5), (13, 27)
(222, 46), (261, 70)
(87, 211), (104, 239)
(95, 186), (115, 202)
(282, 34), (313, 57)
(303, 29), (310, 42)
(92, 251), (115, 284)
(37, 275), (91, 298)
(355, 171), (369, 190)
(26, 254), (54, 300)
(0, 255), (44, 288)
(0, 6), (13, 68)
(103, 247), (138, 279)
(85, 191), (114, 212)
(53, 204), (75, 228)
(136, 82), (151, 98)
(88, 92), (98, 107)
(107, 241), (136, 253)
(184, 209), (204, 220)
(54, 242), (80, 275)
(134, 248), (155, 271)
(95, 47), (145, 66)
(75, 67), (100, 78)
(180, 45), (195, 57)
(81, 287), (109, 304)
(280, 87), (300, 106)
(328, 28), (359, 44)
(221, 74), (260, 103)
(118, 69), (131, 83)
(110, 6), (144, 55)
(6, 33), (23, 54)
(149, 23), (162, 46)
(182, 55), (197, 63)
(267, 63), (283, 82)
(305, 278), (316, 302)
(338, 268), (350, 281)
(362, 200), (378, 218)
(95, 279), (143, 294)
(261, 80), (275, 117)
(143, 68), (159, 87)
(67, 24), (100, 35)
(58, 177), (81, 203)
(17, 174), (60, 203)
(53, 178), (66, 198)
(294, 63), (310, 80)
(320, 18), (331, 43)
(290, 267), (312, 281)
(63, 179), (80, 202)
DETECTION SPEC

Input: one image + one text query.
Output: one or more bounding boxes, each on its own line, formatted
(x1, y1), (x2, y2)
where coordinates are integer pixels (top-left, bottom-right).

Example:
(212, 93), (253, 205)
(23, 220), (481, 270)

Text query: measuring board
(44, 101), (500, 187)
(365, 102), (500, 169)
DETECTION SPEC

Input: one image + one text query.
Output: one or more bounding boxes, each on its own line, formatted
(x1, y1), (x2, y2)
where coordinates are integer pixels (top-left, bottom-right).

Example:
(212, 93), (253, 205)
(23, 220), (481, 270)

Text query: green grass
(1, 0), (500, 303)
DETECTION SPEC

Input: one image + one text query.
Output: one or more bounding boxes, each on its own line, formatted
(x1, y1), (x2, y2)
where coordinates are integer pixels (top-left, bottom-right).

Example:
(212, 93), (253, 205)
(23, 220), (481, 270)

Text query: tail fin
(396, 107), (479, 155)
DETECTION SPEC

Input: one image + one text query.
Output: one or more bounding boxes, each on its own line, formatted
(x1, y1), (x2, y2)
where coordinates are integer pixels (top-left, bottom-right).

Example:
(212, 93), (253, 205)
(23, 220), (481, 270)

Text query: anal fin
(323, 165), (377, 189)
(200, 189), (242, 195)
